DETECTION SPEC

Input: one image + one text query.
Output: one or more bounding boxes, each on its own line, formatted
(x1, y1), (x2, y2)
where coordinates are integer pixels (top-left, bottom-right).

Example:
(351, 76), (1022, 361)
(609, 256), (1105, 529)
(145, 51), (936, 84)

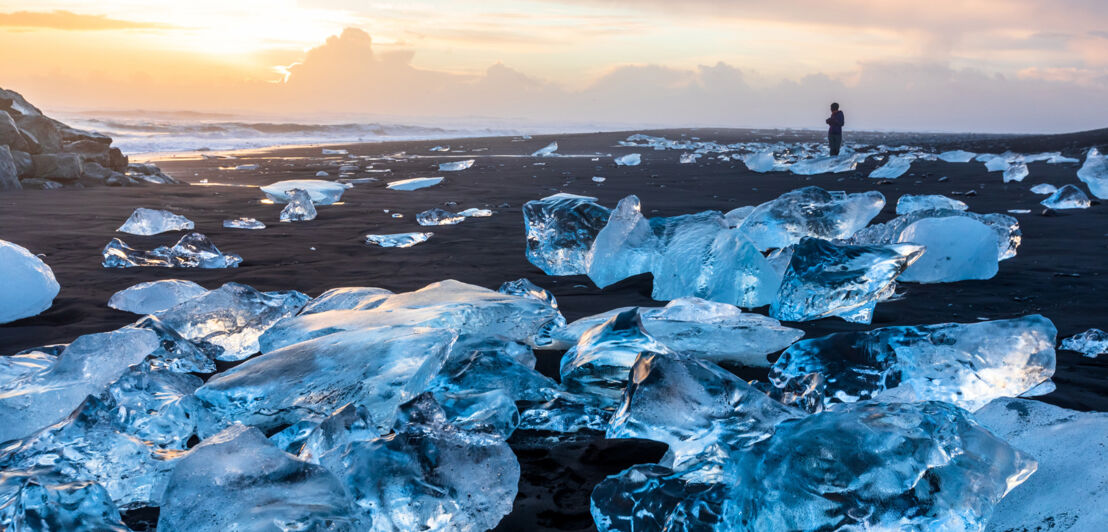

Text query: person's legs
(829, 134), (842, 156)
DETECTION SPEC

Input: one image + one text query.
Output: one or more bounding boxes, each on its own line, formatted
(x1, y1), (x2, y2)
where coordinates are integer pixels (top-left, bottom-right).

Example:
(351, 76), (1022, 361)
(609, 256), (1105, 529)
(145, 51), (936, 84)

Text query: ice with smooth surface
(743, 150), (778, 172)
(737, 186), (885, 251)
(0, 239), (59, 324)
(771, 237), (924, 323)
(158, 425), (357, 532)
(260, 179), (350, 204)
(770, 315), (1057, 412)
(1040, 183), (1091, 209)
(117, 208), (195, 236)
(439, 159), (475, 171)
(387, 176), (444, 190)
(638, 298), (802, 366)
(532, 141), (559, 157)
(1077, 147), (1108, 198)
(868, 154), (914, 179)
(0, 468), (129, 531)
(1060, 327), (1108, 357)
(679, 152), (700, 164)
(897, 216), (1000, 283)
(107, 279), (208, 314)
(102, 232), (243, 269)
(364, 231), (433, 248)
(299, 286), (394, 315)
(279, 188), (317, 222)
(524, 193), (611, 275)
(498, 277), (566, 347)
(222, 217), (265, 229)
(458, 207), (492, 217)
(586, 195), (656, 288)
(560, 310), (669, 405)
(895, 193), (968, 215)
(416, 207), (465, 226)
(984, 155), (1011, 172)
(1030, 183), (1058, 195)
(614, 153), (641, 166)
(1003, 162), (1030, 182)
(938, 149), (977, 163)
(851, 208), (1021, 261)
(788, 153), (858, 175)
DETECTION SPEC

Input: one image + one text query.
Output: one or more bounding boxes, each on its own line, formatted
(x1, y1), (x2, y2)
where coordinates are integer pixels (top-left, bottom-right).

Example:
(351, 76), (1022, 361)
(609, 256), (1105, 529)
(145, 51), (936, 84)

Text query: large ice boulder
(524, 193), (611, 275)
(896, 216), (1000, 283)
(737, 186), (885, 251)
(260, 179), (350, 204)
(0, 239), (60, 324)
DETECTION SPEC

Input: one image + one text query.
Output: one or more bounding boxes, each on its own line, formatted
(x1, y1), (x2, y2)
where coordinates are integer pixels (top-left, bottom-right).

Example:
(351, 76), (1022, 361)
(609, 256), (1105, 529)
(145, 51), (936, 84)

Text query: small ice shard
(322, 148), (349, 154)
(614, 153), (641, 166)
(788, 153), (858, 175)
(0, 468), (129, 531)
(0, 239), (59, 324)
(679, 152), (700, 164)
(897, 216), (1000, 283)
(738, 186), (885, 251)
(1030, 183), (1058, 195)
(976, 398), (1108, 532)
(1008, 209), (1031, 214)
(1060, 328), (1108, 357)
(937, 149), (977, 163)
(117, 207), (195, 236)
(364, 232), (433, 248)
(984, 156), (1011, 172)
(387, 176), (443, 190)
(524, 193), (611, 275)
(107, 279), (208, 314)
(458, 207), (492, 217)
(232, 164), (259, 170)
(299, 286), (394, 315)
(851, 209), (1021, 261)
(1003, 162), (1030, 182)
(102, 232), (242, 269)
(1077, 147), (1108, 198)
(1040, 183), (1091, 209)
(592, 176), (606, 182)
(770, 237), (924, 324)
(532, 141), (559, 157)
(585, 195), (658, 288)
(439, 159), (475, 171)
(260, 179), (350, 204)
(895, 193), (968, 215)
(222, 216), (265, 229)
(560, 310), (670, 406)
(155, 282), (310, 361)
(315, 170), (329, 177)
(868, 154), (914, 179)
(770, 315), (1057, 412)
(158, 425), (357, 531)
(429, 145), (449, 152)
(743, 150), (778, 172)
(416, 207), (464, 226)
(279, 188), (317, 222)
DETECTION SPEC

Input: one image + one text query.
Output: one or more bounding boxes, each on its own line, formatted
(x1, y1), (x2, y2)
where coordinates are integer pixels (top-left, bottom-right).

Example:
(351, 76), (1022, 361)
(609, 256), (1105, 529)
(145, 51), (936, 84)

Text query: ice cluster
(102, 232), (242, 269)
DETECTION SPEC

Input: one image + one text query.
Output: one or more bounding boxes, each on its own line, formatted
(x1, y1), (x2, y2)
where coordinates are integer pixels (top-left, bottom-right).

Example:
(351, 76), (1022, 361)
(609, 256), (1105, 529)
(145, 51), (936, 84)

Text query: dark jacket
(826, 110), (844, 135)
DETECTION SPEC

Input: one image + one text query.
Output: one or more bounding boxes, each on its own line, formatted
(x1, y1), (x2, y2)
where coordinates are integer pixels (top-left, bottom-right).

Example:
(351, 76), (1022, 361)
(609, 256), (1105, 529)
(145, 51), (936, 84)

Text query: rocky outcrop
(0, 87), (184, 190)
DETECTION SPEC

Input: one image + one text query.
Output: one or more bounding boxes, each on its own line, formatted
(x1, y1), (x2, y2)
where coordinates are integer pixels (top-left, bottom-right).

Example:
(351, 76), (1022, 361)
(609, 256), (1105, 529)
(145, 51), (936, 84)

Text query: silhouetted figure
(826, 102), (844, 156)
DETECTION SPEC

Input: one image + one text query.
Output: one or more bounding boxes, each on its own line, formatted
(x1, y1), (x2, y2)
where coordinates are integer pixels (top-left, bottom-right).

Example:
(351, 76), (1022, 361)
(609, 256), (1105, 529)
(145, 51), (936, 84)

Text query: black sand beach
(2, 128), (1107, 530)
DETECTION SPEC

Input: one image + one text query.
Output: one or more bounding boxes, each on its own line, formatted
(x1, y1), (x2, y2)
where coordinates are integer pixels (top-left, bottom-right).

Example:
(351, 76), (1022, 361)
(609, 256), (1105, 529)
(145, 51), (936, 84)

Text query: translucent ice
(868, 154), (914, 179)
(299, 286), (393, 314)
(788, 153), (858, 175)
(0, 239), (59, 324)
(279, 188), (317, 222)
(117, 207), (195, 236)
(497, 277), (566, 347)
(439, 159), (475, 171)
(364, 231), (433, 248)
(1077, 147), (1108, 198)
(1060, 327), (1108, 357)
(1030, 183), (1057, 195)
(260, 179), (350, 204)
(679, 152), (700, 164)
(897, 216), (1000, 283)
(560, 310), (670, 405)
(524, 193), (611, 275)
(0, 468), (129, 531)
(743, 150), (778, 172)
(532, 141), (559, 157)
(770, 237), (924, 323)
(387, 176), (443, 190)
(984, 155), (1011, 172)
(737, 186), (885, 251)
(770, 315), (1057, 412)
(938, 149), (977, 163)
(614, 153), (641, 166)
(222, 216), (265, 229)
(458, 207), (492, 217)
(102, 232), (242, 269)
(895, 193), (968, 215)
(1040, 183), (1091, 209)
(416, 207), (465, 226)
(591, 462), (727, 532)
(158, 425), (357, 531)
(1003, 162), (1030, 182)
(108, 279), (208, 315)
(585, 195), (658, 288)
(851, 208), (1021, 261)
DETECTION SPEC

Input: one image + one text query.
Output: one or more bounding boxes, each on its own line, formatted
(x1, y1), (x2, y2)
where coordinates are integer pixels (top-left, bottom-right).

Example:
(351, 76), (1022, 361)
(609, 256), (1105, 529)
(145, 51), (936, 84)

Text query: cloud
(0, 10), (175, 31)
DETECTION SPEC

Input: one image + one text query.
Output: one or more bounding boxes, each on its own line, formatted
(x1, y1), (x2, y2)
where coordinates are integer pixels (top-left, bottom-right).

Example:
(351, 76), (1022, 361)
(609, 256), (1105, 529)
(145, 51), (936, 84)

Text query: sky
(0, 0), (1106, 133)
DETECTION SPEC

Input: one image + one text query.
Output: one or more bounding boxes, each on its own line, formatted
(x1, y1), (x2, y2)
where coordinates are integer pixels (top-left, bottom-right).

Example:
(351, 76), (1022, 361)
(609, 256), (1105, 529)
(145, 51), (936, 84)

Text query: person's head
(830, 102), (840, 112)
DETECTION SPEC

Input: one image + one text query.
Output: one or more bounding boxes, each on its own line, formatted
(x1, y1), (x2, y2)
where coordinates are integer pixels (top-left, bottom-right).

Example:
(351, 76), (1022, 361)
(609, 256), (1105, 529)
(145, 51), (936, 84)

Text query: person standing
(826, 102), (845, 156)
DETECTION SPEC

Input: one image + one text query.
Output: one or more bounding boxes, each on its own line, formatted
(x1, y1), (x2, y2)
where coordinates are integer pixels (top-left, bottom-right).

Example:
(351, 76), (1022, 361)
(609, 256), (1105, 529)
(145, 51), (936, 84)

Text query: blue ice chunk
(107, 279), (208, 315)
(737, 186), (885, 251)
(524, 193), (611, 275)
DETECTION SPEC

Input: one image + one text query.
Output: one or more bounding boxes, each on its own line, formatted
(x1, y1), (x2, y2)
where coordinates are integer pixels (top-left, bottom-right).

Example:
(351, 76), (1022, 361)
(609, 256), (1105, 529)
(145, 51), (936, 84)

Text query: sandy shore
(1, 127), (1107, 529)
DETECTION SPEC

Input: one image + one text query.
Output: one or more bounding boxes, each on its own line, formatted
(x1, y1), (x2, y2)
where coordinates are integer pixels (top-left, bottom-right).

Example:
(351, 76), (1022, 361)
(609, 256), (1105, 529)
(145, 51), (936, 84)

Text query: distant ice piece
(260, 179), (350, 204)
(279, 188), (317, 222)
(223, 217), (265, 229)
(102, 232), (242, 269)
(0, 468), (129, 531)
(937, 149), (977, 163)
(0, 239), (60, 324)
(1030, 183), (1058, 195)
(592, 176), (606, 182)
(387, 176), (443, 190)
(1003, 162), (1030, 182)
(458, 207), (492, 217)
(984, 155), (1011, 172)
(524, 193), (611, 275)
(738, 187), (885, 251)
(614, 153), (641, 166)
(108, 279), (208, 314)
(322, 148), (349, 155)
(439, 159), (475, 171)
(416, 207), (465, 226)
(771, 237), (924, 323)
(743, 150), (778, 172)
(770, 315), (1057, 412)
(117, 207), (195, 236)
(1040, 183), (1091, 209)
(789, 153), (858, 175)
(1077, 147), (1108, 198)
(851, 209), (1021, 261)
(532, 141), (559, 157)
(868, 154), (914, 179)
(1060, 327), (1108, 357)
(429, 145), (449, 152)
(364, 232), (433, 248)
(679, 152), (700, 164)
(897, 216), (1000, 283)
(895, 193), (968, 215)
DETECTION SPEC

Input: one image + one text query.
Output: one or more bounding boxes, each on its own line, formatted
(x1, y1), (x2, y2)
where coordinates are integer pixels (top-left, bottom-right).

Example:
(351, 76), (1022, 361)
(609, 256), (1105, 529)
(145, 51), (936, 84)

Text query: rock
(0, 109), (27, 151)
(10, 149), (32, 177)
(0, 145), (20, 190)
(81, 161), (113, 182)
(108, 147), (128, 171)
(32, 152), (83, 181)
(18, 177), (62, 189)
(64, 139), (111, 166)
(15, 114), (62, 153)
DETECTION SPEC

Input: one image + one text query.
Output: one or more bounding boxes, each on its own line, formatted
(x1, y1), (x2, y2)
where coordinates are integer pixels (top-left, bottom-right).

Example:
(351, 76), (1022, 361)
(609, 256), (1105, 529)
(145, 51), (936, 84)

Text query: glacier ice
(497, 277), (566, 347)
(591, 462), (728, 532)
(614, 153), (641, 166)
(416, 207), (464, 226)
(586, 195), (656, 288)
(1029, 183), (1058, 195)
(851, 208), (1021, 261)
(364, 232), (433, 248)
(769, 314), (1056, 412)
(938, 149), (977, 163)
(679, 152), (700, 164)
(1060, 327), (1108, 357)
(117, 207), (195, 236)
(636, 298), (802, 366)
(108, 279), (208, 315)
(279, 188), (317, 222)
(458, 207), (492, 217)
(737, 186), (885, 251)
(1077, 147), (1108, 198)
(984, 155), (1011, 172)
(299, 286), (394, 314)
(560, 310), (670, 406)
(0, 239), (59, 324)
(0, 467), (129, 531)
(1003, 162), (1030, 182)
(868, 154), (914, 179)
(131, 314), (217, 374)
(897, 216), (1000, 283)
(742, 150), (778, 172)
(222, 216), (265, 229)
(387, 176), (443, 190)
(770, 237), (924, 323)
(1040, 183), (1091, 209)
(260, 179), (350, 204)
(524, 193), (611, 275)
(532, 141), (559, 157)
(895, 193), (968, 215)
(439, 159), (475, 171)
(788, 153), (858, 175)
(102, 232), (242, 269)
(157, 425), (357, 531)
